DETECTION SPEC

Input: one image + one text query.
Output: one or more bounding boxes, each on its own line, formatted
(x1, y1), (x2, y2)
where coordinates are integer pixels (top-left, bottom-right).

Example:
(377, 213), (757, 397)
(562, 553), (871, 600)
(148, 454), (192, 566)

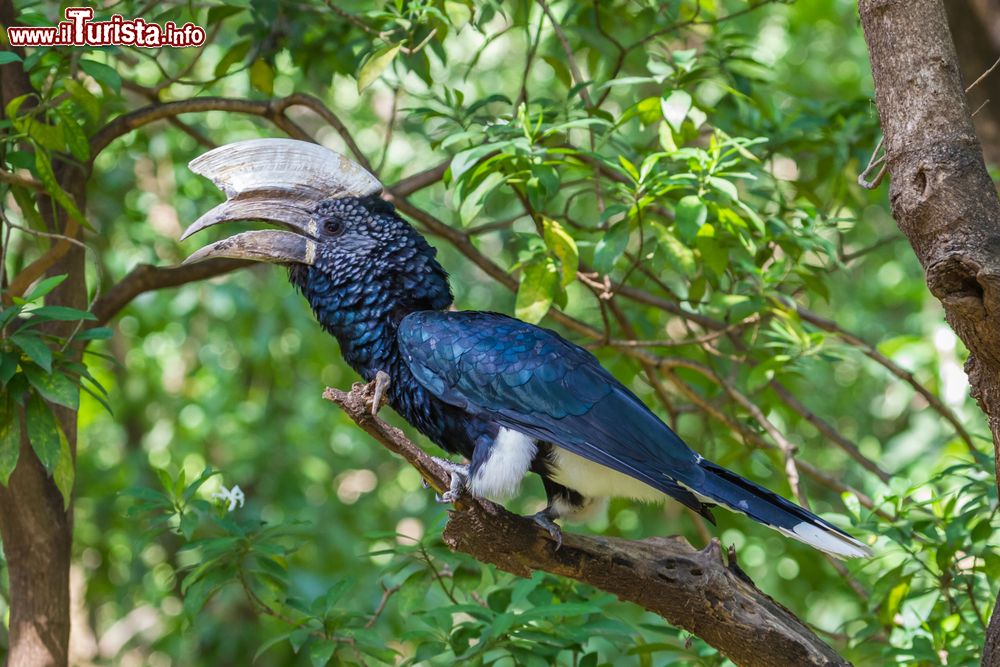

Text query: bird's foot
(531, 509), (564, 550)
(368, 370), (391, 417)
(429, 457), (469, 503)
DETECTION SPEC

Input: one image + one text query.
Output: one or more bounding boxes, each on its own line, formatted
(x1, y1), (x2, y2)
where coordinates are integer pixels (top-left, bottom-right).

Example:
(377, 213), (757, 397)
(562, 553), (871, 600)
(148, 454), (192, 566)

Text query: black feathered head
(180, 138), (452, 314)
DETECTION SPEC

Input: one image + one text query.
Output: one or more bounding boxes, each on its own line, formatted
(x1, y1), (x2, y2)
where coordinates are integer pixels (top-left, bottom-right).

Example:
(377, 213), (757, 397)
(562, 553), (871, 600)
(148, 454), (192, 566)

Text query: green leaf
(250, 59), (274, 95)
(541, 55), (572, 88)
(708, 176), (738, 200)
(309, 640), (336, 667)
(23, 274), (67, 302)
(4, 93), (29, 121)
(450, 142), (503, 183)
(541, 217), (578, 287)
(183, 467), (219, 503)
(53, 426), (73, 508)
(73, 327), (112, 341)
(696, 225), (727, 277)
(207, 5), (245, 24)
(23, 364), (79, 410)
(183, 567), (232, 618)
(658, 122), (677, 152)
(515, 258), (559, 324)
(0, 52), (22, 65)
(0, 353), (17, 386)
(674, 195), (706, 243)
(62, 79), (101, 123)
(458, 171), (503, 225)
(617, 155), (639, 182)
(79, 59), (121, 93)
(254, 632), (293, 662)
(661, 90), (692, 133)
(593, 220), (630, 274)
(652, 222), (695, 274)
(357, 44), (401, 93)
(289, 626), (313, 653)
(180, 510), (199, 540)
(26, 393), (60, 472)
(214, 40), (251, 78)
(56, 107), (90, 161)
(34, 150), (89, 228)
(10, 332), (52, 372)
(28, 305), (97, 322)
(19, 114), (64, 151)
(444, 0), (472, 26)
(0, 395), (21, 485)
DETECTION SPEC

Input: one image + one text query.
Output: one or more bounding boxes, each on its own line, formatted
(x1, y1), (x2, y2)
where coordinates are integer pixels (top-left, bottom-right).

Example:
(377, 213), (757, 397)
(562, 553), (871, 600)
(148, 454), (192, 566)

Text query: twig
(465, 215), (521, 236)
(386, 160), (450, 198)
(857, 137), (886, 190)
(0, 170), (43, 191)
(859, 55), (1000, 190)
(793, 302), (978, 455)
(770, 381), (892, 483)
(90, 94), (370, 171)
(376, 87), (400, 174)
(323, 1), (380, 36)
(840, 234), (900, 262)
(4, 215), (79, 302)
(3, 219), (88, 250)
(122, 79), (216, 149)
(515, 7), (545, 108)
(537, 0), (593, 109)
(965, 55), (1000, 93)
(629, 0), (779, 51)
(365, 582), (400, 629)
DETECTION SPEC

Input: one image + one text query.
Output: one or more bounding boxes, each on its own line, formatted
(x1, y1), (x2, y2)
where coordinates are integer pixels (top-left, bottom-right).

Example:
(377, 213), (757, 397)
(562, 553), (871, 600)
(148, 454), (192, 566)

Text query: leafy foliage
(0, 0), (995, 665)
(0, 275), (110, 504)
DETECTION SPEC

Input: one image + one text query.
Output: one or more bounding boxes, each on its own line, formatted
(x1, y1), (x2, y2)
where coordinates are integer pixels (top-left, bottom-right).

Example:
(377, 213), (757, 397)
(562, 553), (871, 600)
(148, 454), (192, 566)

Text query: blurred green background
(2, 0), (996, 665)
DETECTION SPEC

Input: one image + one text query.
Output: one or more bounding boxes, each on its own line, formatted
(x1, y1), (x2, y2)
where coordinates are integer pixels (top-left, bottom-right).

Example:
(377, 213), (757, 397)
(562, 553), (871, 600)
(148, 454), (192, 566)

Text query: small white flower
(211, 484), (245, 512)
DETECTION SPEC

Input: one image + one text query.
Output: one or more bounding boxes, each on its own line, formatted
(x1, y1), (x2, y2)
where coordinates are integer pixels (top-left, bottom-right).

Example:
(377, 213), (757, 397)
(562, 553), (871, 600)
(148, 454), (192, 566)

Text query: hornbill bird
(181, 138), (871, 558)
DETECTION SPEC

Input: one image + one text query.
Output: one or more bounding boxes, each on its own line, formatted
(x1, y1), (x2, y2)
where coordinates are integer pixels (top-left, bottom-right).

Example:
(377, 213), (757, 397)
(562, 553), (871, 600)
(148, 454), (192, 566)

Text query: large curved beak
(180, 138), (382, 265)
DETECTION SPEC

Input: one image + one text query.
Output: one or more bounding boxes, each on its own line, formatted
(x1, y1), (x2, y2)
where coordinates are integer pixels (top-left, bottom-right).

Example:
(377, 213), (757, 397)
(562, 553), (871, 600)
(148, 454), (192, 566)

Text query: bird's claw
(367, 370), (391, 417)
(532, 509), (564, 550)
(429, 457), (469, 504)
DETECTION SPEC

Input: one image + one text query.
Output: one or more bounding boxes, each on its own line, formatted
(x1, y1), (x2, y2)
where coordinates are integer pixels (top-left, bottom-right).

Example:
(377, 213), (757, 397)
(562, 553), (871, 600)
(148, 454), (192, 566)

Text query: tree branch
(858, 0), (1000, 660)
(90, 259), (252, 325)
(323, 380), (849, 667)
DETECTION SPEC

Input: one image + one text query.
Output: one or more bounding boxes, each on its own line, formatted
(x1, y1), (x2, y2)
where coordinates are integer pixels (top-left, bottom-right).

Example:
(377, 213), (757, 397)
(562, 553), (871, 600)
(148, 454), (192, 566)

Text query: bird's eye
(324, 219), (345, 236)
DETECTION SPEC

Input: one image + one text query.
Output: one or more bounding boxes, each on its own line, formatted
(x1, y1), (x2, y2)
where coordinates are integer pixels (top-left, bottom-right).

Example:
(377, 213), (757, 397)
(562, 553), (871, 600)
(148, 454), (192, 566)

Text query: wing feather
(398, 311), (706, 503)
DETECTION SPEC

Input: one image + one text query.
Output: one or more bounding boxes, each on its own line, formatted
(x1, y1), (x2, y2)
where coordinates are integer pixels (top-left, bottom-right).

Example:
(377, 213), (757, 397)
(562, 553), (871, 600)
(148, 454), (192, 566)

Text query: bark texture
(324, 382), (850, 667)
(944, 0), (1000, 165)
(1, 1), (82, 662)
(857, 1), (1000, 664)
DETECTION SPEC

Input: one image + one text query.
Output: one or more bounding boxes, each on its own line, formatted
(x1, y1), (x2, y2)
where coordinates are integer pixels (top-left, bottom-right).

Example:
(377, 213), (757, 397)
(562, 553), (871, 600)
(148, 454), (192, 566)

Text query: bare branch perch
(323, 380), (850, 667)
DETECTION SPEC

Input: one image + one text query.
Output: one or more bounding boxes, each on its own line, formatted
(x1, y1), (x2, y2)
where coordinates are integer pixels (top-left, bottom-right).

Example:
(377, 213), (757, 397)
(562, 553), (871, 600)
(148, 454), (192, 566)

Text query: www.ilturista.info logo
(7, 7), (206, 48)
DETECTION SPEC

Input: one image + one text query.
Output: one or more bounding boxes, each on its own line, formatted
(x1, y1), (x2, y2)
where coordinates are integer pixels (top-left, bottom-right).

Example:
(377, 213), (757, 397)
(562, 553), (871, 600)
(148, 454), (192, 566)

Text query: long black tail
(695, 460), (871, 558)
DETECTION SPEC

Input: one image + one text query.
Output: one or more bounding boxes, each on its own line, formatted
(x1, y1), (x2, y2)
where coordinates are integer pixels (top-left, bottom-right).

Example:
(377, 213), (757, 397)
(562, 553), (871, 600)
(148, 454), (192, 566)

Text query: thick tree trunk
(0, 445), (71, 666)
(0, 1), (84, 663)
(857, 1), (1000, 664)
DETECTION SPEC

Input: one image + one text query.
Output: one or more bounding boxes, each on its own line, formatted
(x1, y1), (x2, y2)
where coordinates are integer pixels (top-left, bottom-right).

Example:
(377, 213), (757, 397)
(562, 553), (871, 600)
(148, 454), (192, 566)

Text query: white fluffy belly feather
(548, 447), (664, 502)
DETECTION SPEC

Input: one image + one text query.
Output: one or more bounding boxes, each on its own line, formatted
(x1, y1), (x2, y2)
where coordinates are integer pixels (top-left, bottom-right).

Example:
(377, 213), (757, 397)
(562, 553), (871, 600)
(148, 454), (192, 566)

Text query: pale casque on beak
(180, 138), (383, 265)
